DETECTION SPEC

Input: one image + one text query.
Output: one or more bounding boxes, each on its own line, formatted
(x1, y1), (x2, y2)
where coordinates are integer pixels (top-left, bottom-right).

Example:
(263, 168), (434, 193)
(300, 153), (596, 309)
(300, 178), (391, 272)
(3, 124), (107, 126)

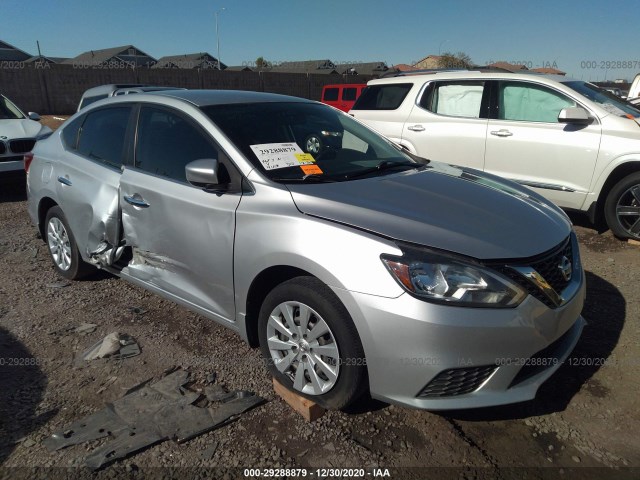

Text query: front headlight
(381, 248), (527, 308)
(321, 130), (343, 137)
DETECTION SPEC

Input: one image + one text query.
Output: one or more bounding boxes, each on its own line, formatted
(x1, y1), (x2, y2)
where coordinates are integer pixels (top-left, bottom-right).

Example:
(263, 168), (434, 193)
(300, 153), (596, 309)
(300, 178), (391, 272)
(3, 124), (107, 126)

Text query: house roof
(0, 40), (32, 62)
(392, 64), (418, 72)
(487, 62), (529, 72)
(531, 67), (566, 76)
(413, 55), (442, 66)
(153, 52), (226, 69)
(25, 55), (68, 64)
(224, 65), (253, 71)
(335, 62), (389, 76)
(64, 45), (156, 67)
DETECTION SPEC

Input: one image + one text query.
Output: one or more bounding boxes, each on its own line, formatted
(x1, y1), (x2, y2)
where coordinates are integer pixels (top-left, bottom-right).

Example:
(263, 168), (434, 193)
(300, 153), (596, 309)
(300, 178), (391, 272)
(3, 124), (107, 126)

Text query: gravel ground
(0, 123), (639, 479)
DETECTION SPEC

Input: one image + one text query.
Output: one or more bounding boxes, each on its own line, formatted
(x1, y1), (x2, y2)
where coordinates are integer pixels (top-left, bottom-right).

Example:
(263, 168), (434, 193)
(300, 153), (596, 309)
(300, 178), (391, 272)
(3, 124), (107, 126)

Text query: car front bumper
(331, 270), (586, 410)
(0, 157), (24, 173)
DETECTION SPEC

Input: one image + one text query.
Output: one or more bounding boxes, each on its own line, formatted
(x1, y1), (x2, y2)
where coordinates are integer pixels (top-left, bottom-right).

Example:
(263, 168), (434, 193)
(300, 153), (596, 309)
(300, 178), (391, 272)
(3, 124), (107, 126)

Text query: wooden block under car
(272, 378), (326, 422)
(628, 239), (640, 246)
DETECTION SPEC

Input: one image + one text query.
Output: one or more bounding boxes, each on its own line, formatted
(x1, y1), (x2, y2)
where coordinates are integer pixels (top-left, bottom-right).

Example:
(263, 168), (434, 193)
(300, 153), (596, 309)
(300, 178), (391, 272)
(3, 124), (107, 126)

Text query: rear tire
(604, 172), (640, 240)
(258, 276), (367, 410)
(44, 206), (93, 280)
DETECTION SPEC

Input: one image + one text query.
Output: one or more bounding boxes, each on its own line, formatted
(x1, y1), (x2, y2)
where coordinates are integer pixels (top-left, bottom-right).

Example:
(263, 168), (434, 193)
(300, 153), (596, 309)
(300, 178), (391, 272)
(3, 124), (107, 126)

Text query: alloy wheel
(47, 217), (72, 271)
(616, 184), (640, 239)
(266, 301), (340, 395)
(305, 136), (321, 155)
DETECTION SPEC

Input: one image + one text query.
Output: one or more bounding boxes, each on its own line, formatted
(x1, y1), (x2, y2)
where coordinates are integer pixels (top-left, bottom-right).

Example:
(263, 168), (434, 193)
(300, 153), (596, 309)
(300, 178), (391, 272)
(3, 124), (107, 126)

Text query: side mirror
(558, 107), (592, 125)
(28, 112), (41, 121)
(185, 159), (220, 188)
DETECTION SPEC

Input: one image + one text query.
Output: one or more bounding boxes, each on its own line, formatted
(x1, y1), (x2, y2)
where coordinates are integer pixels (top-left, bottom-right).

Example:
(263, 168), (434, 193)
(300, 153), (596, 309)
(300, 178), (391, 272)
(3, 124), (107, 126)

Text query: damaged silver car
(27, 90), (586, 410)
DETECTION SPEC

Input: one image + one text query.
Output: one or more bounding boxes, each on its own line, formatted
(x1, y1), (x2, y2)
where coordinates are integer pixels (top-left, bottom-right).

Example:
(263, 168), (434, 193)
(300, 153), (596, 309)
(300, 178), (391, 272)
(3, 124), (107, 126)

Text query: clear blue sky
(3, 0), (638, 81)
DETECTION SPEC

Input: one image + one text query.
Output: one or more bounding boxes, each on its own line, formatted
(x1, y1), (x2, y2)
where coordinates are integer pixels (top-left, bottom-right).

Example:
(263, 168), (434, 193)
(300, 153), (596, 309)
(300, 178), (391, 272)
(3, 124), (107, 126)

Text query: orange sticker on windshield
(301, 164), (323, 175)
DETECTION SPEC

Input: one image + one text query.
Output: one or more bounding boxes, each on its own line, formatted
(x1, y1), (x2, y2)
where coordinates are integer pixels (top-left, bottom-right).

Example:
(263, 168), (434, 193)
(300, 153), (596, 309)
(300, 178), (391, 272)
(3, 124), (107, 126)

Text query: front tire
(44, 206), (93, 280)
(604, 172), (640, 240)
(258, 276), (367, 410)
(304, 134), (323, 156)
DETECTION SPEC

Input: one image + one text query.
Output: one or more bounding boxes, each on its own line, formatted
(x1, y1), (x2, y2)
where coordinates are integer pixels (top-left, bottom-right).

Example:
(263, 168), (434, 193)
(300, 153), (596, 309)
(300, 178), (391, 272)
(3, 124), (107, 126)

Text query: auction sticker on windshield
(250, 143), (316, 170)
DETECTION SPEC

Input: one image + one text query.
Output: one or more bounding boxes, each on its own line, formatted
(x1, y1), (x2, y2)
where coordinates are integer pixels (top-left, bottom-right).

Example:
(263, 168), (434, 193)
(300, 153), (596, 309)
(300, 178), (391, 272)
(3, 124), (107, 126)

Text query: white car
(0, 94), (52, 173)
(350, 71), (640, 240)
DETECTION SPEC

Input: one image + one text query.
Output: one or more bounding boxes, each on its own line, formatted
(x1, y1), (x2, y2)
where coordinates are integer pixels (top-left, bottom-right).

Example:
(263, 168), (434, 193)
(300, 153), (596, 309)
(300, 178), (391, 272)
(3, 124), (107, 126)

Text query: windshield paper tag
(250, 143), (315, 170)
(301, 164), (323, 175)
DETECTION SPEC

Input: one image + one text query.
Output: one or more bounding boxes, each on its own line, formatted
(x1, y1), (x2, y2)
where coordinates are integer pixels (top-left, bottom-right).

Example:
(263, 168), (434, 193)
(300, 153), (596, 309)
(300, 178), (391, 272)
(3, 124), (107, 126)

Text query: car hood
(287, 162), (571, 260)
(0, 118), (50, 139)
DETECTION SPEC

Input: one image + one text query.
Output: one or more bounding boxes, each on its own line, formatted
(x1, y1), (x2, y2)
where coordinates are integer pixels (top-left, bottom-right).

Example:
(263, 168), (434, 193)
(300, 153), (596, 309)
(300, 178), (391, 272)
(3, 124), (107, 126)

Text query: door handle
(123, 194), (150, 208)
(407, 125), (425, 132)
(490, 129), (513, 137)
(57, 176), (72, 186)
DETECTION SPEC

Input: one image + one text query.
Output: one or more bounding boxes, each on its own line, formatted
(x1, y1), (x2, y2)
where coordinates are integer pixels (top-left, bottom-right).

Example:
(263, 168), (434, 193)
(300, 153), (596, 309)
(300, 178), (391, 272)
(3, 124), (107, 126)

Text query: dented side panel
(53, 151), (122, 266)
(119, 168), (241, 322)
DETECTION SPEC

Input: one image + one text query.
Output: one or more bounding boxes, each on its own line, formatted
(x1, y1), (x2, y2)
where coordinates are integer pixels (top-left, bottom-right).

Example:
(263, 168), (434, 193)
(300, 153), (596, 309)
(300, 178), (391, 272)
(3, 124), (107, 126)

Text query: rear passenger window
(61, 115), (85, 150)
(323, 88), (339, 101)
(351, 84), (413, 110)
(77, 107), (131, 167)
(342, 87), (357, 101)
(420, 81), (485, 118)
(135, 106), (219, 183)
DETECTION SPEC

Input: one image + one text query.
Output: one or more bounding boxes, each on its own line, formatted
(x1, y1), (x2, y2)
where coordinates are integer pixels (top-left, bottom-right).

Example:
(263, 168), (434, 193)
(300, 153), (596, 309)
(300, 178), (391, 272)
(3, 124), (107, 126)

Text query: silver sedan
(26, 89), (585, 410)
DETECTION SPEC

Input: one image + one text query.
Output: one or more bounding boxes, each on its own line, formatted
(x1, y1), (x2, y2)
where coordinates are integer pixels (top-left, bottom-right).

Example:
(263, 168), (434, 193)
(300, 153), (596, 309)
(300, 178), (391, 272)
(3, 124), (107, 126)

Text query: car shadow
(566, 210), (609, 234)
(0, 326), (55, 464)
(438, 270), (625, 421)
(0, 172), (28, 203)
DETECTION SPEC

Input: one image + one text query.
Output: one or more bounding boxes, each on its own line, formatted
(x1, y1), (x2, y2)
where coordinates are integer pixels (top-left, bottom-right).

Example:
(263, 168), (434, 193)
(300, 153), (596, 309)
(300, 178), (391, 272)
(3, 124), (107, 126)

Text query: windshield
(0, 95), (25, 120)
(563, 81), (640, 119)
(202, 102), (422, 182)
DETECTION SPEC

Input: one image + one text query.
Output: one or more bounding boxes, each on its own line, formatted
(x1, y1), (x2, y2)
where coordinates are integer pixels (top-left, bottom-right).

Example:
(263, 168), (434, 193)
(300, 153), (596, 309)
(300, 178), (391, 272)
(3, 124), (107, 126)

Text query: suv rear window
(351, 83), (413, 110)
(342, 87), (358, 101)
(323, 88), (339, 101)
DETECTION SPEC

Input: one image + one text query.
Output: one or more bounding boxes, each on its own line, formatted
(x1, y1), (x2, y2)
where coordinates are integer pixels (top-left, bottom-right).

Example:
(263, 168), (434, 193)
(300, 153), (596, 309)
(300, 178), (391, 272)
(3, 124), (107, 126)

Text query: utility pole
(215, 7), (226, 70)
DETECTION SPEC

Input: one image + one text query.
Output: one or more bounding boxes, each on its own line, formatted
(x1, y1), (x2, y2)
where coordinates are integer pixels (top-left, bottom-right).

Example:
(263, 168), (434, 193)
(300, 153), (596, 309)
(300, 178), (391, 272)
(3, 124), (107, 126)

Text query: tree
(255, 56), (271, 69)
(438, 51), (474, 69)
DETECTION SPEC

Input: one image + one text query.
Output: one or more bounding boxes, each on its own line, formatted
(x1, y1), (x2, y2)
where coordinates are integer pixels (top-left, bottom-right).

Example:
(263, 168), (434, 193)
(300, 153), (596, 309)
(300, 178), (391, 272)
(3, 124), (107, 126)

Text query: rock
(22, 438), (36, 448)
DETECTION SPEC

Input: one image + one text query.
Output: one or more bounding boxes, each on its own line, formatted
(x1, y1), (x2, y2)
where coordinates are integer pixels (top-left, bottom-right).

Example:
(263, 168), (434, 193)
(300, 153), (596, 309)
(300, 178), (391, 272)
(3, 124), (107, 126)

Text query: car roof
(139, 89), (315, 107)
(82, 84), (146, 96)
(368, 71), (578, 85)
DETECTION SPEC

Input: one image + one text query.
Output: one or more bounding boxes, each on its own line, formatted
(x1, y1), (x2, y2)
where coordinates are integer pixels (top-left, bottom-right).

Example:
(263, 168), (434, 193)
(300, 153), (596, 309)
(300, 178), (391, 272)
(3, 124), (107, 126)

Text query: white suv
(350, 71), (640, 240)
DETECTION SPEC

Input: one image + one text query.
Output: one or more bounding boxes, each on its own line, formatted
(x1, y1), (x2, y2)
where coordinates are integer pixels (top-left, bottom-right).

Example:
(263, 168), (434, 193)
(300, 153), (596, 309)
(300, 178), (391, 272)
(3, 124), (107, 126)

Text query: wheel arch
(37, 197), (59, 239)
(244, 265), (315, 348)
(592, 161), (640, 225)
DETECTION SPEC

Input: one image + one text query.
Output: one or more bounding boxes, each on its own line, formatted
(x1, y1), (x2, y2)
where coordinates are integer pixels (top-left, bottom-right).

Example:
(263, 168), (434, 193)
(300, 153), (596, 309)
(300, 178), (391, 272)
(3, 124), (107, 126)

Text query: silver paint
(26, 90), (586, 410)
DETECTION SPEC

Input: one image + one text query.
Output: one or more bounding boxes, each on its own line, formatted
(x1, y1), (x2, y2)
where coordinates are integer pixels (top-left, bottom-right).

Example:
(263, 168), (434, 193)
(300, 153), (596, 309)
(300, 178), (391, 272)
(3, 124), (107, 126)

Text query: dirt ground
(0, 123), (639, 479)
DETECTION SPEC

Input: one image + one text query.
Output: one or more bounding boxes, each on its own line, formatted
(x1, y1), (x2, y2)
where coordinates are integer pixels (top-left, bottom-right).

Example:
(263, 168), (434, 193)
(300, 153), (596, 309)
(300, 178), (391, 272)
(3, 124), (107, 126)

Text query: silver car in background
(26, 90), (585, 410)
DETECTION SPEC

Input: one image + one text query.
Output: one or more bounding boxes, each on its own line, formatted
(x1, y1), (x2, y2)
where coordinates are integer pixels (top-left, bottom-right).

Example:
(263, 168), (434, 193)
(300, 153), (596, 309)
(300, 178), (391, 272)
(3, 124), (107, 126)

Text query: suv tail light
(24, 152), (34, 173)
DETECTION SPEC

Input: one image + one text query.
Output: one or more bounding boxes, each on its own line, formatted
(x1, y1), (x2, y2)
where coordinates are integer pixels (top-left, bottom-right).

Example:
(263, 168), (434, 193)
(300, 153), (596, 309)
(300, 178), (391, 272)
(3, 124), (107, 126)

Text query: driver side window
(498, 82), (576, 123)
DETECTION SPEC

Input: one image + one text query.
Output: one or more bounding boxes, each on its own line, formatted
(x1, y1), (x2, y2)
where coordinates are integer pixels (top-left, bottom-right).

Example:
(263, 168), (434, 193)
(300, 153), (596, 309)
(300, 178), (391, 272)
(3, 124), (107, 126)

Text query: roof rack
(381, 66), (514, 78)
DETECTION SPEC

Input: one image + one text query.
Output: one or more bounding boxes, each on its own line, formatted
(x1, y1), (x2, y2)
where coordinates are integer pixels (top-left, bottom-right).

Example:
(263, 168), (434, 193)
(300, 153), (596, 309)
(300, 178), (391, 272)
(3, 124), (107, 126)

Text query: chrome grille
(0, 141), (6, 155)
(417, 366), (496, 398)
(495, 235), (574, 309)
(9, 139), (36, 154)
